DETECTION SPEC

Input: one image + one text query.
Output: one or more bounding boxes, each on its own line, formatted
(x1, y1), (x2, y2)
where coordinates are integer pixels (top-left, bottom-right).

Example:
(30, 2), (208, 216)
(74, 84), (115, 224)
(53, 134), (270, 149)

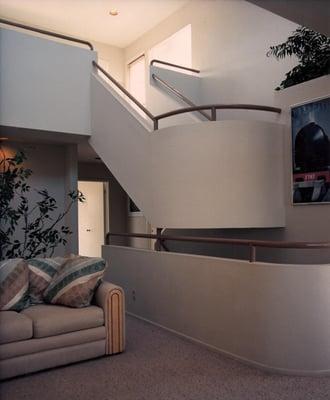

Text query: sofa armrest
(95, 281), (125, 355)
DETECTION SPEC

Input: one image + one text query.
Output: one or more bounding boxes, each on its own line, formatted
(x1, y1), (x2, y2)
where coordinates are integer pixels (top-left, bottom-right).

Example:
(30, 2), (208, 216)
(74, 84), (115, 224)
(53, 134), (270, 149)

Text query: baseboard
(127, 311), (330, 377)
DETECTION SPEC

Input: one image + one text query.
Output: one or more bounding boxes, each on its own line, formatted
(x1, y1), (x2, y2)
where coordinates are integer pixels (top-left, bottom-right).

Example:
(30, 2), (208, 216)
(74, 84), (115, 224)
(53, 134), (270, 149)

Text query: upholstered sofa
(0, 281), (125, 380)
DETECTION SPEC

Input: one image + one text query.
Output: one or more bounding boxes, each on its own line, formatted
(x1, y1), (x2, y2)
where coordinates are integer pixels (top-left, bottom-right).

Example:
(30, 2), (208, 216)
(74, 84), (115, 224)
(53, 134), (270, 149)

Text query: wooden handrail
(155, 104), (281, 126)
(152, 74), (212, 121)
(0, 18), (94, 50)
(150, 59), (200, 74)
(93, 61), (157, 129)
(106, 232), (330, 263)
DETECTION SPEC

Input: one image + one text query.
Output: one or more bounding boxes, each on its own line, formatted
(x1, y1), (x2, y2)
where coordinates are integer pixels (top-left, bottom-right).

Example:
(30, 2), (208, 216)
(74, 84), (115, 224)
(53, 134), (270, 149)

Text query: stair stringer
(90, 73), (286, 229)
(90, 74), (153, 216)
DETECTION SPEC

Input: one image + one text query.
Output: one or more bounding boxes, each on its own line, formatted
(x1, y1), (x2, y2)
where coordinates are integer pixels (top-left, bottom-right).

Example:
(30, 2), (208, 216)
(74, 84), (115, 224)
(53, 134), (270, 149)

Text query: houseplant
(267, 26), (330, 90)
(0, 148), (85, 260)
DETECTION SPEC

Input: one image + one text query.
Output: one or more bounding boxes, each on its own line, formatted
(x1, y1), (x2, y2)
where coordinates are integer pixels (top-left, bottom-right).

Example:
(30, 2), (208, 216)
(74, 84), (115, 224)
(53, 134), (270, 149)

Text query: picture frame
(291, 95), (330, 205)
(128, 197), (143, 216)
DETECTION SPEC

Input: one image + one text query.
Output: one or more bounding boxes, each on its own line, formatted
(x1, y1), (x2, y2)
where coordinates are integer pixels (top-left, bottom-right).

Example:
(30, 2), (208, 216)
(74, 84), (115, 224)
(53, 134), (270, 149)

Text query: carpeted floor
(1, 315), (330, 400)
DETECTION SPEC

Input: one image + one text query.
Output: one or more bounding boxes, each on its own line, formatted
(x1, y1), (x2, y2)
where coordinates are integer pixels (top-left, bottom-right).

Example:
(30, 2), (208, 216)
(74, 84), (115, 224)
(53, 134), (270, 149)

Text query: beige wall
(92, 40), (125, 84)
(104, 245), (330, 375)
(124, 0), (298, 118)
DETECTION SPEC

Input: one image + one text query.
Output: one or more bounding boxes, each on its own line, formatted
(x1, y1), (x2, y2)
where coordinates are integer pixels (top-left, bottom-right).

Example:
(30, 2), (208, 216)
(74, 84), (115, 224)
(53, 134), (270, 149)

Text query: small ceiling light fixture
(109, 9), (119, 16)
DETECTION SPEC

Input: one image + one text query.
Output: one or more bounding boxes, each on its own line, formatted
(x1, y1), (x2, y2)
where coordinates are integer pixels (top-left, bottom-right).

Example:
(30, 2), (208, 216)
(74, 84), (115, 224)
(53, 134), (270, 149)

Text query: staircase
(0, 21), (286, 229)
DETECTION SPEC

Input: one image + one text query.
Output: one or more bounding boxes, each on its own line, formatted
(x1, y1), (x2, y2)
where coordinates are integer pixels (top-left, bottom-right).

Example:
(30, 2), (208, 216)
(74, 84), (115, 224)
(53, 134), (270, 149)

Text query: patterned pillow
(0, 259), (30, 311)
(27, 257), (67, 304)
(43, 256), (106, 308)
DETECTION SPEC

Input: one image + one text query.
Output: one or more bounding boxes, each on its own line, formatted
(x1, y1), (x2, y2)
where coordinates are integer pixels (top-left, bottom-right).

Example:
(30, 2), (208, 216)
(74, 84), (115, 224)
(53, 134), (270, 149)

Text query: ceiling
(247, 0), (330, 36)
(0, 0), (189, 48)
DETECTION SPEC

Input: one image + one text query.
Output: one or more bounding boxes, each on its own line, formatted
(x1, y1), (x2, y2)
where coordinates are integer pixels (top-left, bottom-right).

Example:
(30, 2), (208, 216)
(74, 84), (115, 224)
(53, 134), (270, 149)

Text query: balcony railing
(106, 232), (330, 263)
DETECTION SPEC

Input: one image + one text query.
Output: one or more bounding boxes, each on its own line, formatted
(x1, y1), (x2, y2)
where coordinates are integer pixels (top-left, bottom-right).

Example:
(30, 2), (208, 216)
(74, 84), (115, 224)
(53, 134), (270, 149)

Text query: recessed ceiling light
(109, 9), (119, 16)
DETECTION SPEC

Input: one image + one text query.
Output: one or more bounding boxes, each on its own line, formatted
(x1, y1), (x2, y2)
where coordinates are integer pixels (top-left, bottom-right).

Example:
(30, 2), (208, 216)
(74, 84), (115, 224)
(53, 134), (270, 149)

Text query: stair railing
(93, 61), (158, 130)
(151, 59), (212, 121)
(0, 18), (94, 50)
(106, 232), (330, 263)
(152, 74), (212, 121)
(150, 59), (200, 74)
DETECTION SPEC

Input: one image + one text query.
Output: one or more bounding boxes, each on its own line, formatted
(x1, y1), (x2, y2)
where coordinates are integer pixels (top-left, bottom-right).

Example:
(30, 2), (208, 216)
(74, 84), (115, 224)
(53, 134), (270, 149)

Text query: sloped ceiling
(248, 0), (330, 36)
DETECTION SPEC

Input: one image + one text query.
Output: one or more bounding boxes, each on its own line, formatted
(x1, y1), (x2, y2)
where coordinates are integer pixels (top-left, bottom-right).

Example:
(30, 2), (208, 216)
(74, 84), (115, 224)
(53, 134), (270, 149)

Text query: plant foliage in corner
(267, 26), (330, 90)
(0, 149), (85, 261)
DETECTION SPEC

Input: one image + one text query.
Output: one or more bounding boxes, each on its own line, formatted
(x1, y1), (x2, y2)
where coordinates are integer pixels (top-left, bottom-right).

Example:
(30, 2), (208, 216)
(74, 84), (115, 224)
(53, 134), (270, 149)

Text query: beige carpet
(1, 315), (330, 400)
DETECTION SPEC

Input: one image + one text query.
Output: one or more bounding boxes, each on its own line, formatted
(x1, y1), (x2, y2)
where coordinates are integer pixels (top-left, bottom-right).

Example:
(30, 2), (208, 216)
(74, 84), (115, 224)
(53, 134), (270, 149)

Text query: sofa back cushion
(27, 257), (66, 304)
(0, 259), (30, 311)
(43, 256), (106, 308)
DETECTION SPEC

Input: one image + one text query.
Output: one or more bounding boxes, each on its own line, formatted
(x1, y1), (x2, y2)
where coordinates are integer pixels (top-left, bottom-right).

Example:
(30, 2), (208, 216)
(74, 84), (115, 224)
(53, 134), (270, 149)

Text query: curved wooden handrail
(106, 232), (330, 263)
(93, 61), (157, 128)
(155, 104), (281, 126)
(0, 18), (94, 50)
(150, 59), (200, 74)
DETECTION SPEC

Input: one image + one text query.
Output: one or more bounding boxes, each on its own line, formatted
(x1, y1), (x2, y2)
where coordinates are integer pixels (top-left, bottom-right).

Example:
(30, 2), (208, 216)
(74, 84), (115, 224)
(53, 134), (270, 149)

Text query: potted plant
(0, 148), (85, 260)
(267, 26), (330, 90)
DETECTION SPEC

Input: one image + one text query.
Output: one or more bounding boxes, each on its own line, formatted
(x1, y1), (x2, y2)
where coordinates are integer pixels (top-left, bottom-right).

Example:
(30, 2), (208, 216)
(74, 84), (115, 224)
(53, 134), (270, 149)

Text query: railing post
(211, 107), (216, 121)
(155, 227), (162, 251)
(249, 245), (256, 263)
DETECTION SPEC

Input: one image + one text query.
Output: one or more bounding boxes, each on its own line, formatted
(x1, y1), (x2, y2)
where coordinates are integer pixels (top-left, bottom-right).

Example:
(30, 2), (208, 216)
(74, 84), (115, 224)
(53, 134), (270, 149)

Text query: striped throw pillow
(27, 257), (66, 304)
(43, 256), (106, 308)
(0, 259), (30, 311)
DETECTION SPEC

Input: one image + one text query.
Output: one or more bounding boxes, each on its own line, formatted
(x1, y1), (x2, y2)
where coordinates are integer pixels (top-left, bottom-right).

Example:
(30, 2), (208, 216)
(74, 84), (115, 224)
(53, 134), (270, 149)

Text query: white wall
(124, 0), (298, 122)
(0, 27), (95, 135)
(104, 245), (330, 375)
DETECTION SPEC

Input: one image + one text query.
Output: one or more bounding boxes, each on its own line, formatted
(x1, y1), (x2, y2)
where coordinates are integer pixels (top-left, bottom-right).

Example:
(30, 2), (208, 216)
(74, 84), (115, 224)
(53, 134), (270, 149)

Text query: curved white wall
(104, 245), (330, 375)
(91, 74), (285, 228)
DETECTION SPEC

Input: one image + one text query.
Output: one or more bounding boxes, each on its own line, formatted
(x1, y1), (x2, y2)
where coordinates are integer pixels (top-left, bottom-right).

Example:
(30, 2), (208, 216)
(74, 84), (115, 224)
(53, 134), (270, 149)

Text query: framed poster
(291, 96), (330, 205)
(128, 197), (143, 216)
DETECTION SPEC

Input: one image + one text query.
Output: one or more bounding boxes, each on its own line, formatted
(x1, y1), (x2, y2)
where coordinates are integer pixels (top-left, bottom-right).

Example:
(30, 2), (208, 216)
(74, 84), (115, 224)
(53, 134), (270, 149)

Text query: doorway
(78, 181), (109, 257)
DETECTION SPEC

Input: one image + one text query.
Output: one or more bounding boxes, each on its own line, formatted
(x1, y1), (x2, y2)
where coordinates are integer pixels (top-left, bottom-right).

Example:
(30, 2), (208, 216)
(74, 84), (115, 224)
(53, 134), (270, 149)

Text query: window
(128, 55), (146, 106)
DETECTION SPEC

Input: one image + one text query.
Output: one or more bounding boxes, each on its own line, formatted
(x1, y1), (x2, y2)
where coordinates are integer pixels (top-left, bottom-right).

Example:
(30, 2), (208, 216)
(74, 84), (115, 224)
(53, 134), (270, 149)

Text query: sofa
(0, 258), (125, 380)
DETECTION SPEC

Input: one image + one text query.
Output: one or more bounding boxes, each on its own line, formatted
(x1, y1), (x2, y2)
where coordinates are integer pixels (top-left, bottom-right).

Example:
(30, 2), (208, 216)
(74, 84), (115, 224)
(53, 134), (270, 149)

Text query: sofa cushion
(0, 311), (33, 344)
(0, 259), (30, 311)
(43, 256), (106, 308)
(27, 257), (66, 304)
(0, 326), (105, 360)
(21, 304), (104, 338)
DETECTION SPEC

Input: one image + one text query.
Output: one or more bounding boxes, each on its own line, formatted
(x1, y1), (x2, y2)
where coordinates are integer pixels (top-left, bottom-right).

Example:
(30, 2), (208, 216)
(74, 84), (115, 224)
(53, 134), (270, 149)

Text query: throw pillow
(0, 259), (30, 311)
(43, 256), (106, 308)
(27, 257), (67, 304)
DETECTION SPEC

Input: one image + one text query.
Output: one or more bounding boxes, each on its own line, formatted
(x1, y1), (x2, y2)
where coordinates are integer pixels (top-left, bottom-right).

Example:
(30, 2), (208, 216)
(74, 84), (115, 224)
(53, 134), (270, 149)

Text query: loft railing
(106, 232), (330, 263)
(1, 19), (282, 130)
(154, 104), (281, 128)
(0, 18), (94, 50)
